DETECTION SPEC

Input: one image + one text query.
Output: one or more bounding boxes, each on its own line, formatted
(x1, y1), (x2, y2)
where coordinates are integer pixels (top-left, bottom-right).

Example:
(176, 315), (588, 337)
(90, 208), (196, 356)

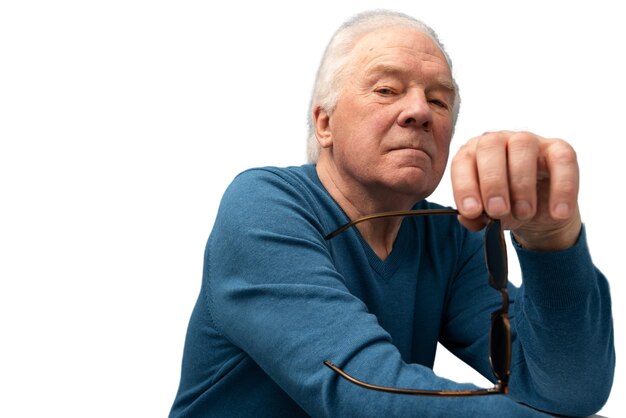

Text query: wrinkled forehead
(348, 27), (451, 76)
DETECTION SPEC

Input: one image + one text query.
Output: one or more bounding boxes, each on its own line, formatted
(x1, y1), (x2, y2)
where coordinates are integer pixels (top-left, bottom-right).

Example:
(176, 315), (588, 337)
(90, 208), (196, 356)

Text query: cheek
(433, 132), (453, 173)
(433, 152), (449, 182)
(368, 107), (395, 130)
(340, 114), (389, 153)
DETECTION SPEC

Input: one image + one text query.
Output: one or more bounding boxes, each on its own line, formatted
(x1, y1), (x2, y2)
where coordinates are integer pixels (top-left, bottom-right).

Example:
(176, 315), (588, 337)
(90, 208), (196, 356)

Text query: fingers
(473, 132), (511, 218)
(451, 131), (579, 229)
(507, 133), (539, 221)
(451, 132), (513, 222)
(450, 138), (484, 220)
(541, 139), (579, 220)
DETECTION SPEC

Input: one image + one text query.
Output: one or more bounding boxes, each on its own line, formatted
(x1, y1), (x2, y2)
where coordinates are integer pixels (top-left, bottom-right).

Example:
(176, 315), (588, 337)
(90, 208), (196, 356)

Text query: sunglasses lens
(489, 310), (511, 384)
(485, 220), (507, 289)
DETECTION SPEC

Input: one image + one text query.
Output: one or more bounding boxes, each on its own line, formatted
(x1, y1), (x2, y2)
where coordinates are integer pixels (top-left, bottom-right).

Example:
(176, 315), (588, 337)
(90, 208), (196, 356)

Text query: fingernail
(554, 203), (570, 219)
(462, 197), (480, 212)
(487, 197), (507, 214)
(514, 200), (532, 220)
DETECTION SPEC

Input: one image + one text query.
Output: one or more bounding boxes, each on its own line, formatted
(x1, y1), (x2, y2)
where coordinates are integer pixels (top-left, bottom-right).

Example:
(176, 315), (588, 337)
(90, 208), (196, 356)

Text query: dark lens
(485, 220), (508, 290)
(489, 310), (511, 384)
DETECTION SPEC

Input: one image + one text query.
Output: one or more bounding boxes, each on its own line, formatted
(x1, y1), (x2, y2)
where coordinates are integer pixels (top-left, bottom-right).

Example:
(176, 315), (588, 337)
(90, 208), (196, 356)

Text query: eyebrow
(365, 63), (456, 94)
(432, 76), (456, 94)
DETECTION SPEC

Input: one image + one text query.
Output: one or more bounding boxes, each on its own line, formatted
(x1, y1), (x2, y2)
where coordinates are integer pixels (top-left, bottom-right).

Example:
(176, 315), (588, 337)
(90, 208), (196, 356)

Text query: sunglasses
(323, 209), (511, 396)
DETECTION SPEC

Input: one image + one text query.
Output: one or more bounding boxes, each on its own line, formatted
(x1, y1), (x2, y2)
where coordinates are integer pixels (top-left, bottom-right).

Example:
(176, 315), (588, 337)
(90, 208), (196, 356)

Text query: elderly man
(169, 10), (614, 417)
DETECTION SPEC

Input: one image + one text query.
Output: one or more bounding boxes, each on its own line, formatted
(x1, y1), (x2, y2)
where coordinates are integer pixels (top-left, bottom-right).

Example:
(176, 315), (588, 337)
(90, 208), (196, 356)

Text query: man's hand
(451, 131), (582, 251)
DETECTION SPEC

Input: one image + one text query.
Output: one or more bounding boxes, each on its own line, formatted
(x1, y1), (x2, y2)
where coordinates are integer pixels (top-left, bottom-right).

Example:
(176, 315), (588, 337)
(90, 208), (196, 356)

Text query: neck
(316, 158), (415, 261)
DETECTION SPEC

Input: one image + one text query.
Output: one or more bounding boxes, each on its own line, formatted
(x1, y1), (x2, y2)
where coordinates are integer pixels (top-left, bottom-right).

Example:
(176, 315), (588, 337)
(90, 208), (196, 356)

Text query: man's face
(320, 27), (456, 202)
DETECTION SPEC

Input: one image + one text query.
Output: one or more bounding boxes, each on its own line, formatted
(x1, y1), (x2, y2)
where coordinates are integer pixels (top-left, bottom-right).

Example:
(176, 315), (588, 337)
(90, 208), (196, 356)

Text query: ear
(313, 106), (333, 149)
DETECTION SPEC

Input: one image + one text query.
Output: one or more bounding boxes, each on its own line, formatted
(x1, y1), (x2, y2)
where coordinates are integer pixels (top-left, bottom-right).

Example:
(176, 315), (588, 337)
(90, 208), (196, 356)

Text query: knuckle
(509, 132), (539, 150)
(556, 177), (579, 194)
(477, 134), (505, 149)
(510, 174), (535, 191)
(547, 139), (578, 163)
(452, 144), (474, 164)
(479, 169), (505, 186)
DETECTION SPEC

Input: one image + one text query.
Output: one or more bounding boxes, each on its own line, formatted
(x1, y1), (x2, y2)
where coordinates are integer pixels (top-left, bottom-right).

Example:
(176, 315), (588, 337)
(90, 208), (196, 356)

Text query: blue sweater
(169, 165), (614, 417)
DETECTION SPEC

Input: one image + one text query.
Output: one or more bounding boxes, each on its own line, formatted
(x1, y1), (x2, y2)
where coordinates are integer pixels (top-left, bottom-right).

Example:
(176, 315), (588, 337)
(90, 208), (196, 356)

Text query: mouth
(389, 146), (431, 158)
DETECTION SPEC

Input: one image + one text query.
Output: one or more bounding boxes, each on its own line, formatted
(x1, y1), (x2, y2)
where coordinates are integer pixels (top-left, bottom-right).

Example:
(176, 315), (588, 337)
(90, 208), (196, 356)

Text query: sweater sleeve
(440, 226), (615, 417)
(507, 228), (615, 416)
(205, 169), (555, 418)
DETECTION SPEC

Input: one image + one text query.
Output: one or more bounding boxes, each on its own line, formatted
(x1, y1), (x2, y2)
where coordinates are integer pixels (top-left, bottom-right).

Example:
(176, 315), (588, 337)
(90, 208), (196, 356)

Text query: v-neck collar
(355, 218), (412, 280)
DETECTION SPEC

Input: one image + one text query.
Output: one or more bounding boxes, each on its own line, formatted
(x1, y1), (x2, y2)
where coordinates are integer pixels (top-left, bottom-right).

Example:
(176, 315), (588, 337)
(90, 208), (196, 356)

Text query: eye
(428, 98), (449, 109)
(375, 87), (396, 96)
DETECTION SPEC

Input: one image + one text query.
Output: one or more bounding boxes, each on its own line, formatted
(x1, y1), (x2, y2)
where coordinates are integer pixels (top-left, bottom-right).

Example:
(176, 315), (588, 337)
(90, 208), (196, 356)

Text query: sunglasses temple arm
(324, 360), (503, 397)
(325, 209), (460, 240)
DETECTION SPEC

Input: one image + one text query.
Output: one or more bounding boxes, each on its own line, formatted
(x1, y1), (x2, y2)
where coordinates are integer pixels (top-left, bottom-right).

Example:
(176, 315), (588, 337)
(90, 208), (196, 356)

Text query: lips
(389, 145), (432, 159)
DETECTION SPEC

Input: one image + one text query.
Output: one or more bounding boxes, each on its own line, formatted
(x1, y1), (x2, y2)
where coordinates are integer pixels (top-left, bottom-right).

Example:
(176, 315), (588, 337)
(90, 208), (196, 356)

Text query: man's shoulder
(228, 164), (319, 195)
(236, 164), (315, 182)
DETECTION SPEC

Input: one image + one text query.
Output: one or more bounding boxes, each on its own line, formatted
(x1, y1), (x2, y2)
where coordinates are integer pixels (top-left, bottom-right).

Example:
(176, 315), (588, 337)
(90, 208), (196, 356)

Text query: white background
(1, 1), (622, 416)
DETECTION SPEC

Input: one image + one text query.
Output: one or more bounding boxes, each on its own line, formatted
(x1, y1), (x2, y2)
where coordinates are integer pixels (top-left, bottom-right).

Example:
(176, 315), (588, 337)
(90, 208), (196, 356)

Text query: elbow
(514, 354), (615, 417)
(546, 387), (612, 418)
(535, 367), (614, 417)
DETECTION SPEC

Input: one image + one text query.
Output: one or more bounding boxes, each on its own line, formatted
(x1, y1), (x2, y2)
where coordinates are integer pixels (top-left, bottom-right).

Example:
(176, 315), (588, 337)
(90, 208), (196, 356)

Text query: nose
(397, 90), (432, 131)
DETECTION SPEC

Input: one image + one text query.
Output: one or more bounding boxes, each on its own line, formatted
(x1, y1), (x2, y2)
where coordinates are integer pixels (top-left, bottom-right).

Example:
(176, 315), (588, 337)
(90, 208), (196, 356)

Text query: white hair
(306, 9), (461, 163)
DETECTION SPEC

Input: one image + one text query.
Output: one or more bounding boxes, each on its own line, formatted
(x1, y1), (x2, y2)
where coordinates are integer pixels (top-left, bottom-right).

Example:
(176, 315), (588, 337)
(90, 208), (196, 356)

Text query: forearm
(213, 276), (553, 418)
(510, 226), (615, 416)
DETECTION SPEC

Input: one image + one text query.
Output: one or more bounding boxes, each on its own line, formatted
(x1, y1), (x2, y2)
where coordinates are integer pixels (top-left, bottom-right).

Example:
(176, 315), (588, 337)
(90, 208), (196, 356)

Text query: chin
(384, 175), (436, 201)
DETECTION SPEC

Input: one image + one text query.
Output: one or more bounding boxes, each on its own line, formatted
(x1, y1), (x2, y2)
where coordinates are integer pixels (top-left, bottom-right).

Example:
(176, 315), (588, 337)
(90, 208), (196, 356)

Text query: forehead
(348, 27), (451, 78)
